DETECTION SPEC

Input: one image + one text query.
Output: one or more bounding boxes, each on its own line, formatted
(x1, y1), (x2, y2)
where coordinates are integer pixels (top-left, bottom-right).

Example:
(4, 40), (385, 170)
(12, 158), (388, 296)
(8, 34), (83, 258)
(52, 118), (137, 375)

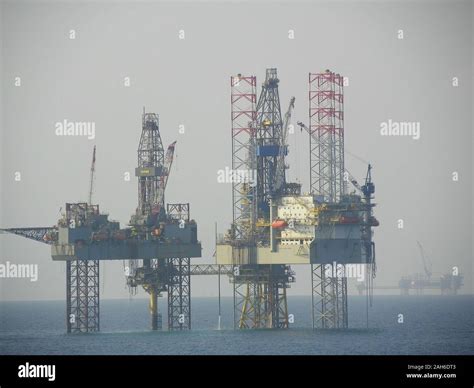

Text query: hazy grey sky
(1, 0), (472, 301)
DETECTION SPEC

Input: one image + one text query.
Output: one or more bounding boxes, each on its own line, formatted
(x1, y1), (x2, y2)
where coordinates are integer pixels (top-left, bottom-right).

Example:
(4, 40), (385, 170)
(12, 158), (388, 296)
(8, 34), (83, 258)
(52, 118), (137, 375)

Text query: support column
(167, 258), (191, 330)
(66, 259), (100, 333)
(150, 288), (158, 331)
(272, 280), (289, 329)
(312, 263), (348, 329)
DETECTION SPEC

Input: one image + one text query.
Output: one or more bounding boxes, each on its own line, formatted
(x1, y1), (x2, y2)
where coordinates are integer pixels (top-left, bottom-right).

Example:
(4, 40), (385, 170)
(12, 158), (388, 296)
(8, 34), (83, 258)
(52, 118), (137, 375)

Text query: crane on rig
(88, 145), (96, 207)
(154, 141), (177, 215)
(275, 97), (295, 193)
(297, 120), (375, 201)
(417, 241), (432, 280)
(344, 164), (376, 201)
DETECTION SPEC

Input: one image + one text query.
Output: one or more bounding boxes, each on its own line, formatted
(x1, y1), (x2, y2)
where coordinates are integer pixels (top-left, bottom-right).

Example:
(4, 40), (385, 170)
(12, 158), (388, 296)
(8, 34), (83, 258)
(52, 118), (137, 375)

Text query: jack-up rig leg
(167, 258), (191, 330)
(66, 259), (100, 333)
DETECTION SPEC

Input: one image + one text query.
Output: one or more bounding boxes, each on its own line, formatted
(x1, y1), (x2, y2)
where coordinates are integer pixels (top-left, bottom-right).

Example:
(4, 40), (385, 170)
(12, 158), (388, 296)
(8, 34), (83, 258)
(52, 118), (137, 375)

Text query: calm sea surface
(1, 296), (472, 355)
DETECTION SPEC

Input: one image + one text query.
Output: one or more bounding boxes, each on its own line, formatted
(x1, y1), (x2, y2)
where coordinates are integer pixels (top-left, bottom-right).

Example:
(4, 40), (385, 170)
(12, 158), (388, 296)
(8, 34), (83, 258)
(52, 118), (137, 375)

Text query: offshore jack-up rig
(2, 111), (201, 332)
(216, 69), (379, 329)
(2, 68), (378, 332)
(356, 241), (463, 295)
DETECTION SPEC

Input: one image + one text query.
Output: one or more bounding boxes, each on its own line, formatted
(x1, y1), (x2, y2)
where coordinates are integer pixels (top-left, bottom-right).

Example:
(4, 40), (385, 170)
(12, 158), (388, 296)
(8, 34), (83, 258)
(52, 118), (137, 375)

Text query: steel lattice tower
(127, 112), (166, 282)
(309, 71), (348, 329)
(66, 259), (100, 333)
(64, 203), (100, 333)
(137, 112), (165, 217)
(255, 68), (284, 217)
(166, 204), (191, 330)
(231, 74), (257, 242)
(309, 71), (345, 202)
(167, 258), (191, 330)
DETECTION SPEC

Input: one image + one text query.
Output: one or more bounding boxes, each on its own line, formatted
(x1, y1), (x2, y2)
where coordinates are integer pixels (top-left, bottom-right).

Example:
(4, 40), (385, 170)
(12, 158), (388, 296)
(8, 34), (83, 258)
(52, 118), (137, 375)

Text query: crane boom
(0, 227), (56, 244)
(417, 241), (432, 278)
(345, 169), (363, 194)
(275, 97), (295, 192)
(88, 146), (96, 206)
(162, 141), (177, 195)
(282, 97), (295, 144)
(154, 141), (177, 212)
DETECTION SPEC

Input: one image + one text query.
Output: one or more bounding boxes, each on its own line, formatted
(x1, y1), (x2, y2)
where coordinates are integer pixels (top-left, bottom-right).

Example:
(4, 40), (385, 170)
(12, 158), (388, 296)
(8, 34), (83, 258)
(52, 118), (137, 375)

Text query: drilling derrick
(127, 112), (165, 315)
(136, 112), (166, 217)
(255, 68), (285, 215)
(128, 113), (165, 284)
(127, 110), (199, 331)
